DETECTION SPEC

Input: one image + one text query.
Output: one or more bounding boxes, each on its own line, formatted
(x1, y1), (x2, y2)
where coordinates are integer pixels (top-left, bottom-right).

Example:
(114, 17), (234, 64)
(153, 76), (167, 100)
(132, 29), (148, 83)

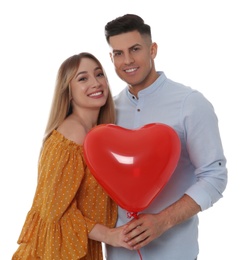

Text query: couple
(12, 14), (227, 260)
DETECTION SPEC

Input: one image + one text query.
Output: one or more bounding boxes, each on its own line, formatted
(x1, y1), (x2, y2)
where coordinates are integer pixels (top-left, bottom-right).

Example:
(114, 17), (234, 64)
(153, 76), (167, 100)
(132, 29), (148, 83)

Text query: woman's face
(70, 57), (109, 111)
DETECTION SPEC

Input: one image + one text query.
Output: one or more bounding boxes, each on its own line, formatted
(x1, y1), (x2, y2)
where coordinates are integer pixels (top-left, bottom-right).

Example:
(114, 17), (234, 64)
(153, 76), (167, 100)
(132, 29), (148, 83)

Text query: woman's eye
(97, 72), (104, 77)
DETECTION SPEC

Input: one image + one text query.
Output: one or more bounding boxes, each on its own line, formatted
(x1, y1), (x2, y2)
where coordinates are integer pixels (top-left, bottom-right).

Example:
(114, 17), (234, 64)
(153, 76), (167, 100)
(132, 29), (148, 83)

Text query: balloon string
(127, 212), (143, 260)
(137, 249), (143, 260)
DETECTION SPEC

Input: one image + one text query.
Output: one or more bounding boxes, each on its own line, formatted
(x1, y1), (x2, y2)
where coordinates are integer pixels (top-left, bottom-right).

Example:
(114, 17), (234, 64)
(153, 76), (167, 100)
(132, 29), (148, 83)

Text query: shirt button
(137, 109), (140, 112)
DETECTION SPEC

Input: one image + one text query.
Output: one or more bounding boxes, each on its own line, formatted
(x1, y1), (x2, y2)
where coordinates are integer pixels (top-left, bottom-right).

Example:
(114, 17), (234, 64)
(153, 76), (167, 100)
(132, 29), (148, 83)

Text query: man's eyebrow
(112, 43), (142, 53)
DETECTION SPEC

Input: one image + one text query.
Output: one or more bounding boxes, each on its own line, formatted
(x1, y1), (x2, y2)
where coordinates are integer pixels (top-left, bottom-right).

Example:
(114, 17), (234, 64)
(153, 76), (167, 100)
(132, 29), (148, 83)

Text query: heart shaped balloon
(83, 123), (181, 213)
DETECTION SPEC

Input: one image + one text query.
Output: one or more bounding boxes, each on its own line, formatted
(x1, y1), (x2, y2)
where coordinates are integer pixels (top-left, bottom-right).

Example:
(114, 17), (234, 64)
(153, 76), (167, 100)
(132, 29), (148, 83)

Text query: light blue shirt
(105, 72), (227, 260)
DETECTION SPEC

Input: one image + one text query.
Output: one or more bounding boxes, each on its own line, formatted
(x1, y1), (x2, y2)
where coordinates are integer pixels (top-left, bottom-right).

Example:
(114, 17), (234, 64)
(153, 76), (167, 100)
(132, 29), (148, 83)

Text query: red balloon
(83, 123), (181, 213)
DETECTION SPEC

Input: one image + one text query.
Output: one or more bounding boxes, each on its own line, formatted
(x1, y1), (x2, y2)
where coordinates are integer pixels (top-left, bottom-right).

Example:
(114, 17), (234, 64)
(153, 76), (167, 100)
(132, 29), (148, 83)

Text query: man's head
(105, 14), (152, 44)
(104, 14), (158, 93)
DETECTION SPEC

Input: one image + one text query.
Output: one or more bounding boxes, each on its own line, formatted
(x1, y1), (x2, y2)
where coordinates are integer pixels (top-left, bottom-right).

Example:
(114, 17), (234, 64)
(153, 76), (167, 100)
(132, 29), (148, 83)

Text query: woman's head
(43, 52), (115, 144)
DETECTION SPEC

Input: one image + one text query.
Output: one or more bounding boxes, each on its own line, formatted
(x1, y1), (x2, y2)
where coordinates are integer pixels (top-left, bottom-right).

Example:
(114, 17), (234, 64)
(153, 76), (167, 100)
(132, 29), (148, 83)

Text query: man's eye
(114, 52), (122, 57)
(132, 47), (140, 52)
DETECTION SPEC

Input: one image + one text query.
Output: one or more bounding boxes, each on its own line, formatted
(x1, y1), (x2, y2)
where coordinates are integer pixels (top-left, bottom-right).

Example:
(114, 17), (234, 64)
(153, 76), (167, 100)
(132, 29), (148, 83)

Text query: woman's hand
(89, 223), (134, 250)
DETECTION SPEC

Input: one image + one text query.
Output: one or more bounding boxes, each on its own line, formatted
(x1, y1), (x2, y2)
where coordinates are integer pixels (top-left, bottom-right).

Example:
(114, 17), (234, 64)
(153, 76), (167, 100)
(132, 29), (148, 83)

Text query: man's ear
(110, 52), (113, 62)
(151, 42), (158, 59)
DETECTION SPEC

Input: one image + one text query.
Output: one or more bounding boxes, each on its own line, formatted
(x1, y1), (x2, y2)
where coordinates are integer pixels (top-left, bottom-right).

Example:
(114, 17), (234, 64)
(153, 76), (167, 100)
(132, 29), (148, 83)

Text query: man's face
(108, 30), (157, 90)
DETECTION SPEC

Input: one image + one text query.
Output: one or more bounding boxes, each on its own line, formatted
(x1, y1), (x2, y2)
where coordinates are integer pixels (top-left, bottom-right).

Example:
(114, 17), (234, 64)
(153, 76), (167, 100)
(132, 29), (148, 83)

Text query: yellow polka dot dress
(12, 130), (117, 260)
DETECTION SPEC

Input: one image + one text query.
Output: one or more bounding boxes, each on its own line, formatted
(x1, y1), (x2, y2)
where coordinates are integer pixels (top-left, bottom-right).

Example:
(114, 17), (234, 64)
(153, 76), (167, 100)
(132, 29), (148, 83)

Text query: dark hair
(105, 14), (151, 43)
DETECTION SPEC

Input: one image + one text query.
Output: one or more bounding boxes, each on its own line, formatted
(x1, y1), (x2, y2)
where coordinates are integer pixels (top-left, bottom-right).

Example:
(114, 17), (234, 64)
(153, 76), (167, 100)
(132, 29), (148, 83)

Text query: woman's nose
(90, 77), (101, 88)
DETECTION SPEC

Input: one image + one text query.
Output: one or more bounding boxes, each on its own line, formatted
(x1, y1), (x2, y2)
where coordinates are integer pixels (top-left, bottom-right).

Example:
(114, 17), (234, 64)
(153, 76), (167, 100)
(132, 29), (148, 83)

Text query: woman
(12, 52), (131, 259)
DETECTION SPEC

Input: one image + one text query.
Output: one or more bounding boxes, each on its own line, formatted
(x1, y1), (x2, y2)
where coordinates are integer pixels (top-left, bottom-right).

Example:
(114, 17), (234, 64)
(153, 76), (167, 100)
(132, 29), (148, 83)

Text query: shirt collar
(127, 71), (166, 99)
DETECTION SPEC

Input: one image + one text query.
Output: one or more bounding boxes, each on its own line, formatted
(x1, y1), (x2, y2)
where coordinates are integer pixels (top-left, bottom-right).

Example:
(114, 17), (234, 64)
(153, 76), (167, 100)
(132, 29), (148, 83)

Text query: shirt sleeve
(182, 91), (228, 211)
(14, 133), (95, 259)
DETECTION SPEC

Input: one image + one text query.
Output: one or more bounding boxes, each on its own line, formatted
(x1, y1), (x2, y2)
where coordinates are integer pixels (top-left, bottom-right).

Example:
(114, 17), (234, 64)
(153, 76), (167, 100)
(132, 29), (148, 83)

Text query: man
(104, 14), (227, 260)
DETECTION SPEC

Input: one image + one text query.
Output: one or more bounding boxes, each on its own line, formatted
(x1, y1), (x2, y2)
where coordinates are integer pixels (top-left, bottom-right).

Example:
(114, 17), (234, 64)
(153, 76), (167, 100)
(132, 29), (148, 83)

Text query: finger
(133, 236), (150, 250)
(124, 222), (142, 235)
(129, 233), (150, 248)
(125, 226), (147, 243)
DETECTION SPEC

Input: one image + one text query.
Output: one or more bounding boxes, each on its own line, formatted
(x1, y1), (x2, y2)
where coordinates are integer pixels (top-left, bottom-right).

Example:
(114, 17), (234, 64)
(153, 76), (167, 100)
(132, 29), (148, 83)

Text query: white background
(0, 0), (245, 259)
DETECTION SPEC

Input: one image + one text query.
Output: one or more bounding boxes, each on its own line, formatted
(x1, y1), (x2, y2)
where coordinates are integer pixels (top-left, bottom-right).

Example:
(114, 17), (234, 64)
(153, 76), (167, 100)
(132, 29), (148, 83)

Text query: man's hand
(123, 213), (166, 250)
(123, 194), (201, 250)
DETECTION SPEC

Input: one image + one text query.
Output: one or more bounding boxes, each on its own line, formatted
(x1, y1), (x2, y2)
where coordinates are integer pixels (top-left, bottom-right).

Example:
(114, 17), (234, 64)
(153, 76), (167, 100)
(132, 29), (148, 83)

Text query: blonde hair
(41, 52), (115, 150)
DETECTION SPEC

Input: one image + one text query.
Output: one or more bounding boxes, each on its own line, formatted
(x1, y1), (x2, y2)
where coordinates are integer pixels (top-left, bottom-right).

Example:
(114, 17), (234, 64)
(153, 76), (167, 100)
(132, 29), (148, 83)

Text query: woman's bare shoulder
(57, 117), (86, 145)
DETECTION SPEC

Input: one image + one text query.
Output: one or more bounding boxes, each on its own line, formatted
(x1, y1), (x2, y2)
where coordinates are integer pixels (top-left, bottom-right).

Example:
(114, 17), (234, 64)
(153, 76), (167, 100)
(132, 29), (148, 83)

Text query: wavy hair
(41, 52), (115, 149)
